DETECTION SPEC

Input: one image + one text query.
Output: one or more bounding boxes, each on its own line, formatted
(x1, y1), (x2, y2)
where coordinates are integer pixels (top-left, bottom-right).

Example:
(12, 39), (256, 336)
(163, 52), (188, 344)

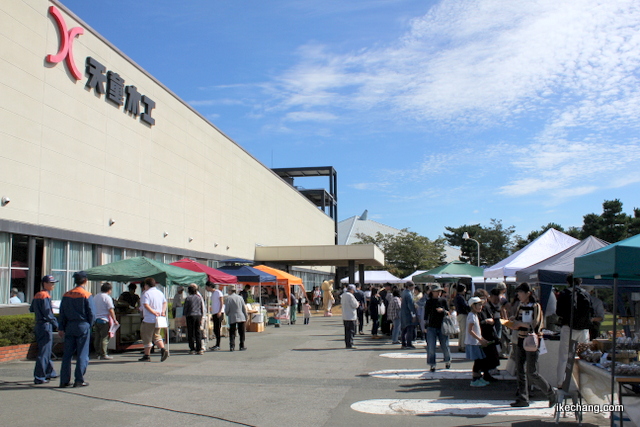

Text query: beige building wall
(0, 0), (335, 259)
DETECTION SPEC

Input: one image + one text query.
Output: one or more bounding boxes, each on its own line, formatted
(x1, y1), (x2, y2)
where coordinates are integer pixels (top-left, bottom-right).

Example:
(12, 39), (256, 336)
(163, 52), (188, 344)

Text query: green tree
(354, 229), (445, 278)
(443, 219), (516, 266)
(580, 199), (639, 242)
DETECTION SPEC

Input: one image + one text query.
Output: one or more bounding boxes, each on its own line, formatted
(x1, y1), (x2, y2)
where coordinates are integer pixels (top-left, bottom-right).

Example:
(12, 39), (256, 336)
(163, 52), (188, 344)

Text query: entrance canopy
(254, 244), (384, 267)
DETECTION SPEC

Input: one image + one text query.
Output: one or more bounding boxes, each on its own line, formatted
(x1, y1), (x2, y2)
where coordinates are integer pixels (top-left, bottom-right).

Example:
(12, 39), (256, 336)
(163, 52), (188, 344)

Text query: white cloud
(269, 0), (640, 131)
(499, 140), (640, 197)
(188, 99), (245, 107)
(284, 111), (338, 122)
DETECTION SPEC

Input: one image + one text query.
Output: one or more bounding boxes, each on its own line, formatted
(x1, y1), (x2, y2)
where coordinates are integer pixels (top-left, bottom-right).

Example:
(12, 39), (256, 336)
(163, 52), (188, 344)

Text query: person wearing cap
(225, 285), (248, 351)
(508, 283), (556, 407)
(93, 282), (118, 360)
(425, 284), (452, 372)
(58, 271), (95, 387)
(341, 284), (360, 349)
(466, 296), (489, 387)
(139, 278), (169, 362)
(30, 275), (59, 384)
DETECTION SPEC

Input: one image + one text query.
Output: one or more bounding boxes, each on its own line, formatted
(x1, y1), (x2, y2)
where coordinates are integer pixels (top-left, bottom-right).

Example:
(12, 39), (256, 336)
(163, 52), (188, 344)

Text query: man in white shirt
(341, 285), (360, 349)
(139, 278), (169, 362)
(206, 282), (225, 351)
(9, 288), (22, 304)
(93, 283), (118, 360)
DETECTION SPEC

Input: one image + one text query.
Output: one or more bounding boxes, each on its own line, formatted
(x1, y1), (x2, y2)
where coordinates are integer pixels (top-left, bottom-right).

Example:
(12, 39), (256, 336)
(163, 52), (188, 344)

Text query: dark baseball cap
(42, 275), (58, 283)
(73, 271), (88, 280)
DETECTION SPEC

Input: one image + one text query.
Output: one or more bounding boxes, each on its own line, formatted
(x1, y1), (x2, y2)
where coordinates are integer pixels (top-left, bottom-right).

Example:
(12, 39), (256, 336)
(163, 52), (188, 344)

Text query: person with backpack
(555, 274), (592, 388)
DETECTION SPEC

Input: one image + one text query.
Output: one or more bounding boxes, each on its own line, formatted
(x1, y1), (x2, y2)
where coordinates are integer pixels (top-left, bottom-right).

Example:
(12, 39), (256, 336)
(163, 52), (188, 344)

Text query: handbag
(441, 315), (457, 336)
(155, 316), (168, 328)
(523, 332), (539, 352)
(378, 302), (386, 316)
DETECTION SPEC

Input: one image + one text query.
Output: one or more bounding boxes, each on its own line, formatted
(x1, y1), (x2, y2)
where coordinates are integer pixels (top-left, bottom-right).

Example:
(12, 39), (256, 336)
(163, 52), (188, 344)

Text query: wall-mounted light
(1, 196), (10, 206)
(163, 231), (169, 237)
(214, 243), (218, 247)
(226, 246), (230, 250)
(189, 237), (194, 242)
(109, 218), (115, 226)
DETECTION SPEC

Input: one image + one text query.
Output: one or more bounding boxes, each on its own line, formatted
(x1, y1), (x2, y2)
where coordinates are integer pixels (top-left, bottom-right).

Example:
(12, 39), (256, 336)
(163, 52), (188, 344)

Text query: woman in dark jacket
(183, 284), (205, 355)
(475, 289), (499, 382)
(425, 284), (452, 372)
(369, 287), (381, 338)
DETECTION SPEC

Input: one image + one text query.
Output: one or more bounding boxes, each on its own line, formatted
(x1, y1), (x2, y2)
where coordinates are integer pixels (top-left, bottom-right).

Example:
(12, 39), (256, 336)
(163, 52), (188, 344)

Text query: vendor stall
(85, 257), (207, 351)
(575, 234), (640, 426)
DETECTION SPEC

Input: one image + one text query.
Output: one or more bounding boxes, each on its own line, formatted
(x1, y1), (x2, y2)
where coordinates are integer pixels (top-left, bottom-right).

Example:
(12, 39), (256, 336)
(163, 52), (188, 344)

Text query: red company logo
(46, 6), (84, 80)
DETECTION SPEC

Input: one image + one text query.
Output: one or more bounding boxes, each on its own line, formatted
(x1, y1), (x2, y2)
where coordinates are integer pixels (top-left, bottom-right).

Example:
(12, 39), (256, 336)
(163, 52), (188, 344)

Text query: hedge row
(0, 314), (36, 347)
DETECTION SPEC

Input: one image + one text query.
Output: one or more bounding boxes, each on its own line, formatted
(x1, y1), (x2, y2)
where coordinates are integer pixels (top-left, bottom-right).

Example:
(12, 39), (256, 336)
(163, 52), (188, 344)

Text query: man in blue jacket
(30, 275), (59, 384)
(58, 271), (95, 388)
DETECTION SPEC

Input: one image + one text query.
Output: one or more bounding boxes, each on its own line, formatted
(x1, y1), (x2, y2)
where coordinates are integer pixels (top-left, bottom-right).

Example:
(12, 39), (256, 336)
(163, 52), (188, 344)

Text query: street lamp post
(462, 232), (480, 267)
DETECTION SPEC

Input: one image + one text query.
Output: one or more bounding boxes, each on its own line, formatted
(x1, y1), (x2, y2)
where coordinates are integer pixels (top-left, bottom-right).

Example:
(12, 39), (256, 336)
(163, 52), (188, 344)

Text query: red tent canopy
(170, 258), (237, 284)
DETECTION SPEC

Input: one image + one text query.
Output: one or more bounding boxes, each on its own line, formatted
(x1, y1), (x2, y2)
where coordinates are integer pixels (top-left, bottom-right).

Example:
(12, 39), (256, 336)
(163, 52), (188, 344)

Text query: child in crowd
(466, 296), (489, 387)
(303, 300), (311, 324)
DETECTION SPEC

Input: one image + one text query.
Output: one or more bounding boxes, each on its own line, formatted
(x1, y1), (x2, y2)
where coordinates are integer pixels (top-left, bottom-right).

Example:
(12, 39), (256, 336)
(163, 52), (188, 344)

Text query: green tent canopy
(412, 260), (484, 283)
(574, 233), (640, 414)
(574, 233), (640, 280)
(85, 256), (207, 287)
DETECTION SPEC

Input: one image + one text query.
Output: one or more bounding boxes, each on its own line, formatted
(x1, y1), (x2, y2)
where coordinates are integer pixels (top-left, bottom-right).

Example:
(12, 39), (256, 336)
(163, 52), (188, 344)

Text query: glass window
(10, 235), (29, 303)
(49, 240), (68, 300)
(0, 233), (9, 304)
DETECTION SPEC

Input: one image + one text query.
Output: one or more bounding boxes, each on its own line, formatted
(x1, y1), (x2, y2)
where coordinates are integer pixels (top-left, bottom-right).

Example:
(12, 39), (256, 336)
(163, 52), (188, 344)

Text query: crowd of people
(338, 276), (605, 409)
(26, 269), (603, 410)
(28, 272), (254, 388)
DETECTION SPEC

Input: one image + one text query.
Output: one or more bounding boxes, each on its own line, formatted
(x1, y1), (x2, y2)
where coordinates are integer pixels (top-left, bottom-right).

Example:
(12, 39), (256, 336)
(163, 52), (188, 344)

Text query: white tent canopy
(340, 270), (407, 284)
(403, 270), (427, 282)
(483, 228), (579, 279)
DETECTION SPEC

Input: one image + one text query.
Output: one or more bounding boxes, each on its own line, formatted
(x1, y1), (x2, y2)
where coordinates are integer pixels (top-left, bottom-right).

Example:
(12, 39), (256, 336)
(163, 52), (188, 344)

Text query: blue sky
(61, 0), (640, 241)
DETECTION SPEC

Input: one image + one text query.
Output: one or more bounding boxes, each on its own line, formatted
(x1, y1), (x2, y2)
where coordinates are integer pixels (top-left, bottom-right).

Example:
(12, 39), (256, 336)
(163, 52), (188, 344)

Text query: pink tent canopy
(170, 258), (237, 284)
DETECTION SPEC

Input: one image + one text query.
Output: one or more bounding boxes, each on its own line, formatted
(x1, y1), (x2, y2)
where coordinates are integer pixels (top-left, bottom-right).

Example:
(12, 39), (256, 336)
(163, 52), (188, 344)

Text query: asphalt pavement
(0, 313), (608, 426)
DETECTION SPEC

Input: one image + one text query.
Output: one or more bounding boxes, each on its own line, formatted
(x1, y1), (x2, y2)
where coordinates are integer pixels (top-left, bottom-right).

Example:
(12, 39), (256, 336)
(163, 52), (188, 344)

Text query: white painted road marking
(368, 368), (515, 380)
(351, 398), (554, 417)
(379, 352), (466, 359)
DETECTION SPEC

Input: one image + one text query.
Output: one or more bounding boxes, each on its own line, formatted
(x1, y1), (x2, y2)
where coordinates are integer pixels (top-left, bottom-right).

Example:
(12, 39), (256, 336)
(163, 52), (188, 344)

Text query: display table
(577, 360), (640, 427)
(109, 313), (144, 352)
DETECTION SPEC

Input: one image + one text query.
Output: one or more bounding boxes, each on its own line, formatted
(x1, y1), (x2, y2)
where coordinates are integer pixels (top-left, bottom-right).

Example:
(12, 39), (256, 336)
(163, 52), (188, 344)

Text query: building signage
(45, 5), (156, 126)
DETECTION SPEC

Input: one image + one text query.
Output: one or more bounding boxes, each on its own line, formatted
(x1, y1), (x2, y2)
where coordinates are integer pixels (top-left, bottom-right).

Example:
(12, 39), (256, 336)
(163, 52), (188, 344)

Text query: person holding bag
(508, 283), (556, 407)
(425, 285), (452, 372)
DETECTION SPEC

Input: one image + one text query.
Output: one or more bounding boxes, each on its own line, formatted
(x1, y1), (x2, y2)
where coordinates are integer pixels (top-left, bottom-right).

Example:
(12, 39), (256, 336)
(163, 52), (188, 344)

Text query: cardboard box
(248, 322), (264, 333)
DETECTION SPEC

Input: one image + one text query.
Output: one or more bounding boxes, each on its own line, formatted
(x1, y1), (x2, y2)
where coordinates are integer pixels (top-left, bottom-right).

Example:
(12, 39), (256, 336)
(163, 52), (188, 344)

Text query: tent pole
(610, 276), (618, 427)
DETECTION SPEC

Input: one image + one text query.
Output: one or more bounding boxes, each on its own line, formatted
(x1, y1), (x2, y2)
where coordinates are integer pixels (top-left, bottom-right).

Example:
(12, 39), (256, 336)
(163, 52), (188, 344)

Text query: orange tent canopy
(253, 265), (304, 300)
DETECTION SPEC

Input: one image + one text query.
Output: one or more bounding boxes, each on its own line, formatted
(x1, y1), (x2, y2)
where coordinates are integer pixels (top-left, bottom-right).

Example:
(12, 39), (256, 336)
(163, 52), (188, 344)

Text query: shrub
(0, 314), (36, 347)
